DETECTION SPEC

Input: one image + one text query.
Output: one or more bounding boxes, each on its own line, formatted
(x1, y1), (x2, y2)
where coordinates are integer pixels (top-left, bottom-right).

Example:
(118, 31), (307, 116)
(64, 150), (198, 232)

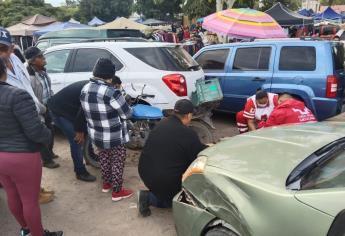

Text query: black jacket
(47, 80), (88, 132)
(0, 81), (51, 153)
(138, 116), (207, 201)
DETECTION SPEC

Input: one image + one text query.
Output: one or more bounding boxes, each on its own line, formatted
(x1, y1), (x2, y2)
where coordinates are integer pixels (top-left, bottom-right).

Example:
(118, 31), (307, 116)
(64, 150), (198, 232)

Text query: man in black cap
(25, 46), (60, 169)
(137, 99), (207, 217)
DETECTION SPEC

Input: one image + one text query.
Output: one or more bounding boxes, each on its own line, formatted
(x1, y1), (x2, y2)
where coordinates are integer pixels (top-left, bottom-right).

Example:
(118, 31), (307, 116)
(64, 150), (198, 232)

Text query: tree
(135, 0), (182, 20)
(183, 0), (216, 19)
(321, 0), (345, 6)
(260, 0), (299, 11)
(78, 0), (133, 22)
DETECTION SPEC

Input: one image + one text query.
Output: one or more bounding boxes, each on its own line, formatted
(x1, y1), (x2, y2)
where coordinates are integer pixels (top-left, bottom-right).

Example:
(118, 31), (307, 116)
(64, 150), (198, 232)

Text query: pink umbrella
(203, 8), (287, 39)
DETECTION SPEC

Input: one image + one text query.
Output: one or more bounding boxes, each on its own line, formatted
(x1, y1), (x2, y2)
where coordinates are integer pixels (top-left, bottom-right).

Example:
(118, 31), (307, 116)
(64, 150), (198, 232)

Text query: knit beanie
(93, 58), (115, 79)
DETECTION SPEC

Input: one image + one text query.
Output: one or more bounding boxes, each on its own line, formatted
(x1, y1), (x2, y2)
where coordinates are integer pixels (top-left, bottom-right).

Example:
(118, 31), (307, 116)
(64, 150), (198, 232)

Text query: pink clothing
(0, 152), (44, 236)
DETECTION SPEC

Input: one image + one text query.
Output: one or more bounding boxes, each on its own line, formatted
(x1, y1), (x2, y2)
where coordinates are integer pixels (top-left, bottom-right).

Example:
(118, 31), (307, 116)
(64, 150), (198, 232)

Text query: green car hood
(201, 121), (345, 191)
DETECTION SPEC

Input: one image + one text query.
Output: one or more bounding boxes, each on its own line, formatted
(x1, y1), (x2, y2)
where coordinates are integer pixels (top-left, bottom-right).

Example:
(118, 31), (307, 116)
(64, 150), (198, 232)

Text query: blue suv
(193, 39), (345, 120)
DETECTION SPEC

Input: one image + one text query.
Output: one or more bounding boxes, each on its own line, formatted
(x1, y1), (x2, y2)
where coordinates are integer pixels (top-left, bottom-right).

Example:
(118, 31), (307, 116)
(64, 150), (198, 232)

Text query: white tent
(98, 17), (148, 31)
(88, 17), (105, 26)
(69, 18), (80, 24)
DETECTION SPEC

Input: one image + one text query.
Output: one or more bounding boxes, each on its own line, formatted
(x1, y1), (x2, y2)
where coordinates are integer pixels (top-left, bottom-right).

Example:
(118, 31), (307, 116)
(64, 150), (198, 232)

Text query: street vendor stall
(98, 17), (148, 31)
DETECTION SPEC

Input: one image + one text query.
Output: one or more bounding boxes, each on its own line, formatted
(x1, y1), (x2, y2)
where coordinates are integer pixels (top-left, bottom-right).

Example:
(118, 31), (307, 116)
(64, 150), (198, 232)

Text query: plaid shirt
(80, 79), (132, 150)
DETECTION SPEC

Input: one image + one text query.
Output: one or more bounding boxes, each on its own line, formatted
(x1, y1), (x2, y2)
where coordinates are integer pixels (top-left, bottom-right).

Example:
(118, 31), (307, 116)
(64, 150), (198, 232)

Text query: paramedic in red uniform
(236, 90), (278, 133)
(259, 93), (316, 128)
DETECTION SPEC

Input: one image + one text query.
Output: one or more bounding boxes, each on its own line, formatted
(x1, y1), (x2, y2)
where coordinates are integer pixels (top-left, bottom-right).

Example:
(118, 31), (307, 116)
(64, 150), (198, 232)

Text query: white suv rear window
(125, 46), (200, 71)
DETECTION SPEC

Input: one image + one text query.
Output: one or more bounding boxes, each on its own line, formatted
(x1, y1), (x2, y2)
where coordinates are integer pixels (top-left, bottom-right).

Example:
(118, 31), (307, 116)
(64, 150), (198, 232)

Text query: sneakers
(43, 161), (60, 169)
(102, 183), (112, 193)
(137, 190), (151, 217)
(20, 228), (30, 236)
(41, 187), (55, 195)
(39, 192), (54, 204)
(43, 230), (63, 236)
(112, 188), (133, 202)
(76, 171), (96, 182)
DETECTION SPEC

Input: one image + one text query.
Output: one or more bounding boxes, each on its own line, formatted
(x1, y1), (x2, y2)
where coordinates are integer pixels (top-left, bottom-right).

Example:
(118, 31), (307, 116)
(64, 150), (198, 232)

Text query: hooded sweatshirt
(260, 98), (316, 128)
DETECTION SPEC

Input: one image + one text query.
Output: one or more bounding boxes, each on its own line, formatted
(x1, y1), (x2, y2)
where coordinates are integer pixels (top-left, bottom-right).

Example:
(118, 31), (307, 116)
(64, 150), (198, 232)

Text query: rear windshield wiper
(187, 65), (200, 71)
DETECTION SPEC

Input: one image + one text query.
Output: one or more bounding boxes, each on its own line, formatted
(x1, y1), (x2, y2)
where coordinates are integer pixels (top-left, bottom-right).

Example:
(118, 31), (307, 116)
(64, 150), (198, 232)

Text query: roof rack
(79, 37), (148, 43)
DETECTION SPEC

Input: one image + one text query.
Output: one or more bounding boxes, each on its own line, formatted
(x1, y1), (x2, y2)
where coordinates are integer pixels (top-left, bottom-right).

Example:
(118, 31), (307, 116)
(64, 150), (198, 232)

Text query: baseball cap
(24, 47), (43, 61)
(0, 27), (12, 47)
(174, 99), (195, 115)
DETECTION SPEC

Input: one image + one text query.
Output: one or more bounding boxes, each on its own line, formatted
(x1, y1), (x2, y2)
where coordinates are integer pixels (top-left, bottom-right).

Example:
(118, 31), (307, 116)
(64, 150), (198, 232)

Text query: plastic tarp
(88, 17), (105, 26)
(98, 17), (148, 31)
(265, 3), (313, 26)
(314, 7), (343, 20)
(33, 22), (90, 37)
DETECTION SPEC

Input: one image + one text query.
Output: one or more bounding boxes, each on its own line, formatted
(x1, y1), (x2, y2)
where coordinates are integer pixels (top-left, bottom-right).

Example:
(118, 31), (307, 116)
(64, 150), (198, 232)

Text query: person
(236, 90), (278, 133)
(0, 27), (45, 117)
(0, 28), (55, 204)
(25, 46), (60, 169)
(80, 58), (133, 202)
(259, 93), (317, 128)
(47, 81), (96, 182)
(0, 57), (63, 236)
(138, 99), (207, 217)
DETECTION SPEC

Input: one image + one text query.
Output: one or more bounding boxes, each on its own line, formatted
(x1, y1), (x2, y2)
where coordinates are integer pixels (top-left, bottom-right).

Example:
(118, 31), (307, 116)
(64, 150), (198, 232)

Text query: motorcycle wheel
(189, 120), (215, 144)
(83, 137), (100, 168)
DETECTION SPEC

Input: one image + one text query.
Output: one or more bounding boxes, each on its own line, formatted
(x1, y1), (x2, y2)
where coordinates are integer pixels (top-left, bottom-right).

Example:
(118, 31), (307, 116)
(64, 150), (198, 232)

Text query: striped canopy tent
(202, 8), (287, 39)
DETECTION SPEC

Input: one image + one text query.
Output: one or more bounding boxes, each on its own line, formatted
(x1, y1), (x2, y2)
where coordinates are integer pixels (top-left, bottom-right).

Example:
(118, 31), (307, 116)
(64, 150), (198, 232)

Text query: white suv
(44, 42), (204, 110)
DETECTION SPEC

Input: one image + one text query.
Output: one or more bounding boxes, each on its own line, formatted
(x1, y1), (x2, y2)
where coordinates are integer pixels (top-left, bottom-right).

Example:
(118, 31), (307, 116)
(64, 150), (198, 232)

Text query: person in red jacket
(260, 93), (317, 128)
(236, 90), (278, 133)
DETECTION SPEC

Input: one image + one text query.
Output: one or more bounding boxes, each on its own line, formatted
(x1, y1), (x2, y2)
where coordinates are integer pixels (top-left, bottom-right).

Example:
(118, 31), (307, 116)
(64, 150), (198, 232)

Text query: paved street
(0, 113), (237, 236)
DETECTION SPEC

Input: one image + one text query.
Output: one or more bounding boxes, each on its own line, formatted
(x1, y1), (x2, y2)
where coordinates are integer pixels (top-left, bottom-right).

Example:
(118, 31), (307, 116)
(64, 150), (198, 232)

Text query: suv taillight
(162, 74), (187, 97)
(326, 75), (338, 98)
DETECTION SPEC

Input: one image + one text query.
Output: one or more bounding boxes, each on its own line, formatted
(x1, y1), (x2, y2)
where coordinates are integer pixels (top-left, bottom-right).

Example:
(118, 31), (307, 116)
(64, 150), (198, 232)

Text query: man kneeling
(137, 99), (207, 217)
(259, 93), (317, 128)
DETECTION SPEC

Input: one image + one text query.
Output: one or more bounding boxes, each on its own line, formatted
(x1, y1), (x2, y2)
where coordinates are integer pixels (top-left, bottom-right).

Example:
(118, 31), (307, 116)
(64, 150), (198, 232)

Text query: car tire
(205, 226), (237, 236)
(83, 136), (100, 168)
(189, 120), (215, 144)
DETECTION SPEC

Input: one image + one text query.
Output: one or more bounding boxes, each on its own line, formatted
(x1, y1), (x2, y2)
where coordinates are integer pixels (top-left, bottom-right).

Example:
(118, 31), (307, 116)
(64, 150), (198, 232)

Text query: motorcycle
(83, 91), (164, 168)
(83, 84), (218, 168)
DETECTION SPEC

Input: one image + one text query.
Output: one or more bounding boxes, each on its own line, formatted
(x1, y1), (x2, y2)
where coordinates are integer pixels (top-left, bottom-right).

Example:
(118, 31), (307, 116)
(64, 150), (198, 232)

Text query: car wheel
(205, 226), (237, 236)
(189, 120), (215, 144)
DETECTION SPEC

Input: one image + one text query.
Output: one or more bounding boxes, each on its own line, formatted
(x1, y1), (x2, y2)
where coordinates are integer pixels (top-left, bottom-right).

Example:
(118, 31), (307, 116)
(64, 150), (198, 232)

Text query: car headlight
(182, 156), (207, 181)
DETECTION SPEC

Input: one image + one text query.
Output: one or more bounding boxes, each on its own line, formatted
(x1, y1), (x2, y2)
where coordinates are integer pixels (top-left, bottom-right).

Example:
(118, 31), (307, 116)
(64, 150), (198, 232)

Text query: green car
(173, 122), (345, 236)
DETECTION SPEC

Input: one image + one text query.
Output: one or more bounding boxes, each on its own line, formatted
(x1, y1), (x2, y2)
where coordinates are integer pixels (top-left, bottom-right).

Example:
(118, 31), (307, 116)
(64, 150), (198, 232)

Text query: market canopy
(141, 18), (166, 26)
(98, 17), (148, 31)
(314, 7), (343, 21)
(21, 14), (56, 26)
(33, 22), (90, 37)
(7, 23), (43, 36)
(69, 18), (80, 24)
(202, 8), (287, 39)
(88, 17), (105, 26)
(298, 9), (314, 17)
(265, 3), (313, 26)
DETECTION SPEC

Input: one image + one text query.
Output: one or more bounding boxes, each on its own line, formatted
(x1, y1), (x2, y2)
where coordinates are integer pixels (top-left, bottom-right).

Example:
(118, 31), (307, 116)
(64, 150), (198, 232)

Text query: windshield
(301, 147), (345, 190)
(125, 46), (200, 71)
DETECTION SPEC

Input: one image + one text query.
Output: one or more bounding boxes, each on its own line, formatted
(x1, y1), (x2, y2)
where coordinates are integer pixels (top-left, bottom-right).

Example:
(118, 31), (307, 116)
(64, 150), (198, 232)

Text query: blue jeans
(51, 113), (87, 175)
(148, 192), (172, 208)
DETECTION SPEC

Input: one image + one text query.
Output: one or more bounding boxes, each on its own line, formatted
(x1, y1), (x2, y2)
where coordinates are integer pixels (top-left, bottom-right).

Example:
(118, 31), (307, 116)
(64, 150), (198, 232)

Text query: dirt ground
(0, 113), (237, 236)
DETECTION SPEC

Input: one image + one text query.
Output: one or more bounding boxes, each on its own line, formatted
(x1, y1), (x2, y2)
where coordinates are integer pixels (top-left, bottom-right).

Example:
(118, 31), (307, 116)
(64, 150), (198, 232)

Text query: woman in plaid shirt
(80, 58), (133, 201)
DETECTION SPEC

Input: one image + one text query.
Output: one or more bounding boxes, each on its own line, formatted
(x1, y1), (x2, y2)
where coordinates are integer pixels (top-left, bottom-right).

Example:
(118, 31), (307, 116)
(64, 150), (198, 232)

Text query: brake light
(326, 75), (338, 98)
(162, 74), (187, 97)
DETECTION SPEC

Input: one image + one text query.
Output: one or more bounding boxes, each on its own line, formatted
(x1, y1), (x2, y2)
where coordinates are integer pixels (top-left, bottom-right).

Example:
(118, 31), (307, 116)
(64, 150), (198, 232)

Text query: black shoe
(20, 228), (30, 236)
(76, 171), (96, 182)
(52, 154), (59, 159)
(137, 190), (151, 217)
(43, 230), (63, 236)
(43, 161), (60, 169)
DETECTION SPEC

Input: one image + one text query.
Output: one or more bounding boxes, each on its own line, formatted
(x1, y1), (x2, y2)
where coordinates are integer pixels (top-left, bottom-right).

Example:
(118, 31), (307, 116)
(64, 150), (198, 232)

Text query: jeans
(51, 113), (87, 175)
(148, 192), (172, 208)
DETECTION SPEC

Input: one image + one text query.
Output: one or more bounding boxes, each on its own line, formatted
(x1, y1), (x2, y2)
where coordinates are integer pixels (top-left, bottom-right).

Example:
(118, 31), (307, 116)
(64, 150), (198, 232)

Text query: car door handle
(252, 77), (266, 82)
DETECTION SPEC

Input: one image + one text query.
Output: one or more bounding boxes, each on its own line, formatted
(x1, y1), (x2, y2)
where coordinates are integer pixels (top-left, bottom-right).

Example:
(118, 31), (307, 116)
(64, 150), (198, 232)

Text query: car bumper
(173, 190), (216, 236)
